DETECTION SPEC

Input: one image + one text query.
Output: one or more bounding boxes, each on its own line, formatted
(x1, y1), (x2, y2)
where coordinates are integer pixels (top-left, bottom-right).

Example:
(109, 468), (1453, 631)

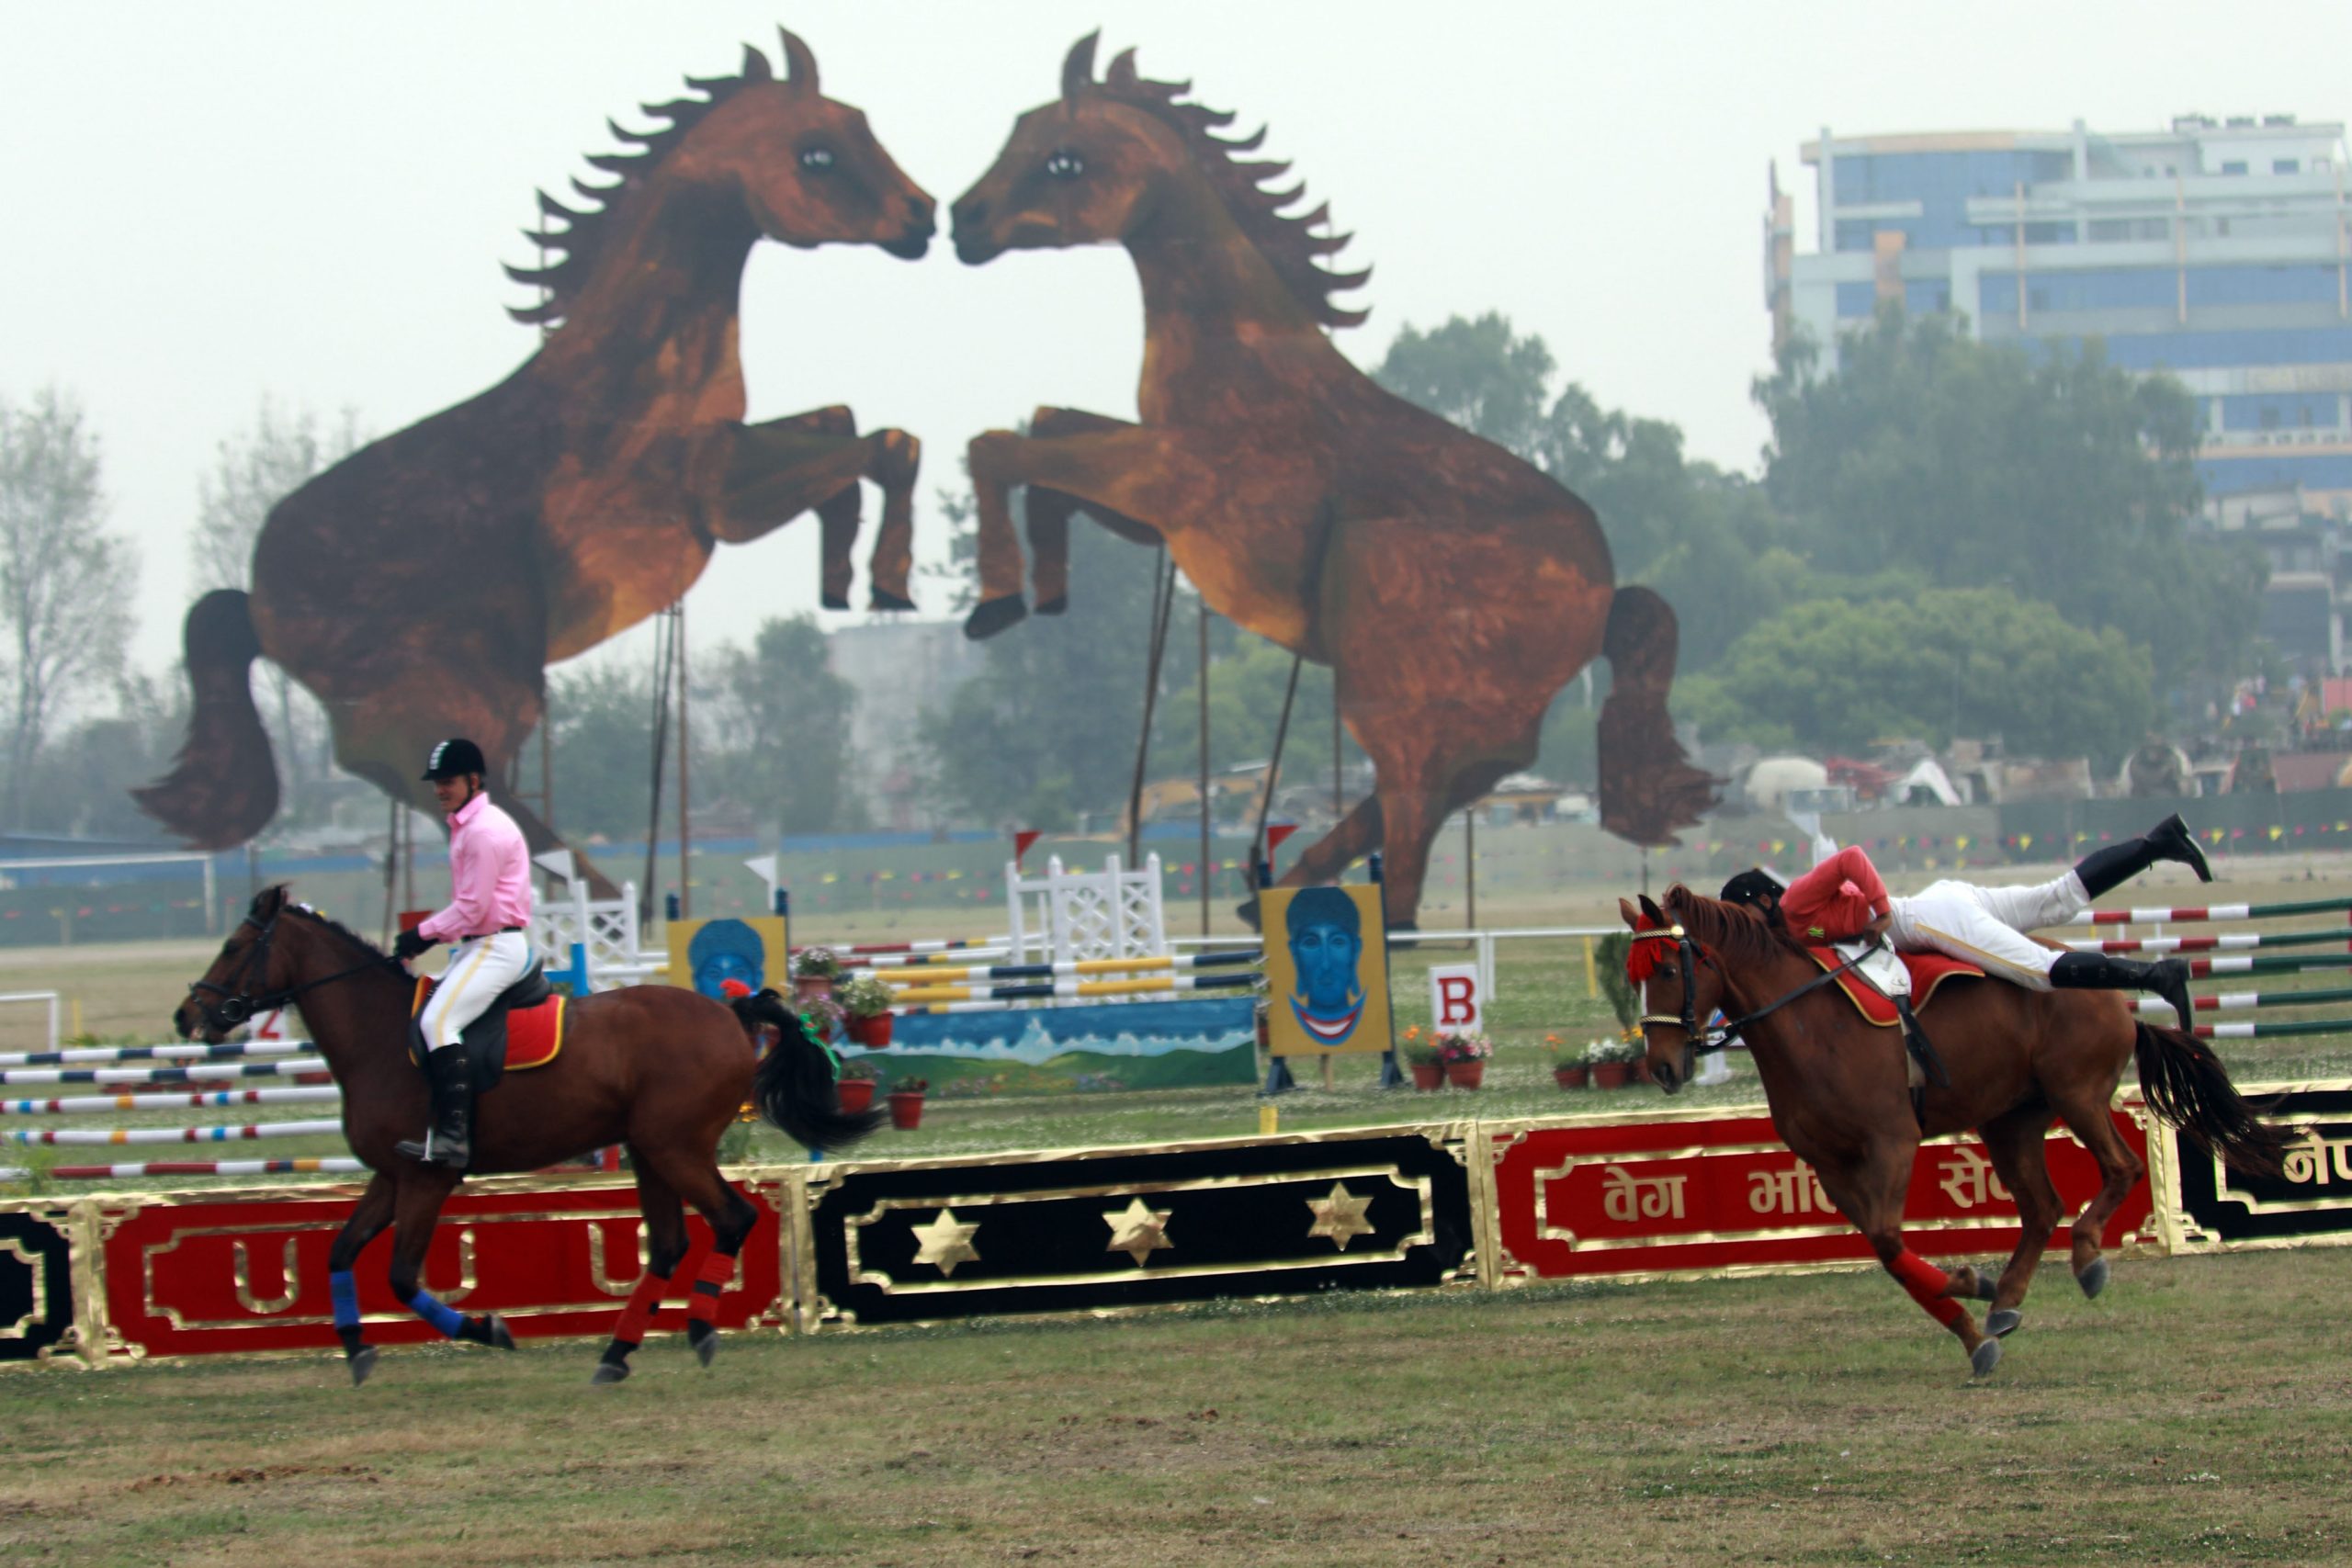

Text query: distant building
(825, 619), (985, 831)
(1769, 114), (2352, 510)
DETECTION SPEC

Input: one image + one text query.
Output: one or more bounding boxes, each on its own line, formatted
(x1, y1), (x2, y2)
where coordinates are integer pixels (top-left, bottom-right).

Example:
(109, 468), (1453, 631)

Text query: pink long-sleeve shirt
(417, 793), (533, 942)
(1778, 845), (1891, 943)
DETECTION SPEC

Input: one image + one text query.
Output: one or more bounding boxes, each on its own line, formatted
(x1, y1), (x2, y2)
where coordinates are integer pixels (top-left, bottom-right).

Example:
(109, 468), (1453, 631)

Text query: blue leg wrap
(331, 1269), (360, 1330)
(401, 1288), (465, 1339)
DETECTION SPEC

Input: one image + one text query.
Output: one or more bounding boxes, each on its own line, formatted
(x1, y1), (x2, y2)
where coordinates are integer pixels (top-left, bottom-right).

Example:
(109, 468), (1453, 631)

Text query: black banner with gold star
(2170, 1086), (2352, 1244)
(806, 1128), (1473, 1325)
(0, 1210), (75, 1361)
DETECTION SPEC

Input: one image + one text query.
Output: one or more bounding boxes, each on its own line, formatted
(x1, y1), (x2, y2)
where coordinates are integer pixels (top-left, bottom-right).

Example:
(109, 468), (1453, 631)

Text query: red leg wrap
(611, 1269), (668, 1349)
(1885, 1247), (1967, 1329)
(686, 1250), (733, 1325)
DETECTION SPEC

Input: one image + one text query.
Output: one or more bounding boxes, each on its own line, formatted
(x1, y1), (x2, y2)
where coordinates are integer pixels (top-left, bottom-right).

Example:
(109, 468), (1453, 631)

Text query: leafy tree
(0, 389), (134, 827)
(1371, 311), (1556, 459)
(1677, 586), (2154, 763)
(19, 673), (187, 839)
(1754, 310), (2262, 684)
(700, 615), (864, 833)
(547, 660), (660, 841)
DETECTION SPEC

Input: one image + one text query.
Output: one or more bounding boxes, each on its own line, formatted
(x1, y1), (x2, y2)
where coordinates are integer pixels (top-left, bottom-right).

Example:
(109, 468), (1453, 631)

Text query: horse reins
(187, 905), (401, 1033)
(1634, 924), (1875, 1055)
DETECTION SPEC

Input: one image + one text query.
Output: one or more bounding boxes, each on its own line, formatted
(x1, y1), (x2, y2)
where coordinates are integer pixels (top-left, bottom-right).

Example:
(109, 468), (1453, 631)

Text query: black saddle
(408, 961), (552, 1092)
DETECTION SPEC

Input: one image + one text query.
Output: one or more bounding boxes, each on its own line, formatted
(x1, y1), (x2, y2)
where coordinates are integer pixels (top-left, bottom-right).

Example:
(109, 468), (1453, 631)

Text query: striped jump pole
(795, 937), (1004, 958)
(0, 1039), (314, 1069)
(2135, 986), (2352, 1016)
(6, 1118), (345, 1147)
(2068, 927), (2352, 955)
(0, 1061), (329, 1089)
(2064, 896), (2352, 926)
(2191, 1018), (2352, 1042)
(2, 1086), (343, 1116)
(860, 951), (1261, 986)
(2188, 954), (2352, 978)
(889, 970), (1260, 1008)
(0, 1156), (367, 1182)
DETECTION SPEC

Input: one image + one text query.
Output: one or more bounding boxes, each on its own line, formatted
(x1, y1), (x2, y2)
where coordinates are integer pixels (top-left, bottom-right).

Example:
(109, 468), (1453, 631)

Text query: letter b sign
(1427, 964), (1481, 1032)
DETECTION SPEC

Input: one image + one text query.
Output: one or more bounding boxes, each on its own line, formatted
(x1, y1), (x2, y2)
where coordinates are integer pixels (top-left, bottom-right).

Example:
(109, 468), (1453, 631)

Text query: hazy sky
(6, 1), (2347, 684)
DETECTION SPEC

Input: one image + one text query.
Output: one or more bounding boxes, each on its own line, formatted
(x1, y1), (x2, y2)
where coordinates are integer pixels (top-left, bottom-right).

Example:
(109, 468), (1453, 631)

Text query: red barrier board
(97, 1180), (785, 1358)
(1490, 1112), (2154, 1281)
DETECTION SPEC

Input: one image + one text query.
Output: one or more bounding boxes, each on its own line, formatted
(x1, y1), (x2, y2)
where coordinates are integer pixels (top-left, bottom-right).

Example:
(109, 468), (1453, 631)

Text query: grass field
(2, 1248), (2346, 1566)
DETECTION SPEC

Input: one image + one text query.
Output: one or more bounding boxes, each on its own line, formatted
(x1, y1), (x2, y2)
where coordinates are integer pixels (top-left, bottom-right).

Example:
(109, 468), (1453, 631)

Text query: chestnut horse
(949, 35), (1713, 930)
(175, 886), (879, 1385)
(138, 30), (932, 896)
(1621, 887), (2284, 1377)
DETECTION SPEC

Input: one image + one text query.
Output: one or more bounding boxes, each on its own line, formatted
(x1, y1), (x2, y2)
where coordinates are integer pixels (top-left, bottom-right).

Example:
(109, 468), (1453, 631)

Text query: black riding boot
(2049, 951), (2195, 1030)
(2071, 812), (2212, 897)
(394, 1046), (474, 1170)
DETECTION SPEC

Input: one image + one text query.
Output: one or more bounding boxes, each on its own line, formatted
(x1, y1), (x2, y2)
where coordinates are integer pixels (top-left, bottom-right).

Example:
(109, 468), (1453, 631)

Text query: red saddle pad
(409, 978), (567, 1069)
(1803, 947), (1983, 1027)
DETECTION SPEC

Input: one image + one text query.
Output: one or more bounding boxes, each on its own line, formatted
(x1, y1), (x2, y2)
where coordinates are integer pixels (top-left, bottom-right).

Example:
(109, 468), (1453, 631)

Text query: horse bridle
(1634, 923), (1875, 1056)
(187, 903), (397, 1035)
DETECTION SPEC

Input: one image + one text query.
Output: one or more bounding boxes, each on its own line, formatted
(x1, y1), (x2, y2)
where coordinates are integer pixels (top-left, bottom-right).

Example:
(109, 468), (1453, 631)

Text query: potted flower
(790, 945), (842, 1004)
(838, 976), (898, 1048)
(1587, 1034), (1641, 1089)
(1550, 1035), (1589, 1090)
(1437, 1031), (1492, 1089)
(1400, 1028), (1444, 1091)
(799, 995), (846, 1046)
(886, 1076), (929, 1131)
(835, 1057), (877, 1115)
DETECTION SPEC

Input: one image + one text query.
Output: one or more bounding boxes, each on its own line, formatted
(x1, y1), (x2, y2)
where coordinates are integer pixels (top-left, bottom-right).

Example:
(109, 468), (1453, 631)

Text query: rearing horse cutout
(950, 35), (1713, 929)
(1623, 886), (2284, 1378)
(136, 30), (932, 892)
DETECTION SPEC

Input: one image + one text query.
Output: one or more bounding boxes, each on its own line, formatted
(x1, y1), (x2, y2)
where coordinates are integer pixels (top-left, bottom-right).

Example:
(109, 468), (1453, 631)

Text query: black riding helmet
(1720, 866), (1787, 911)
(421, 738), (488, 781)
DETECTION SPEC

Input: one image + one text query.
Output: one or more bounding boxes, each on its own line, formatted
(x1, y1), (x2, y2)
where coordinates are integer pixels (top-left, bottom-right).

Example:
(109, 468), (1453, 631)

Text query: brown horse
(137, 31), (933, 895)
(175, 886), (879, 1385)
(948, 35), (1713, 930)
(1621, 886), (2284, 1376)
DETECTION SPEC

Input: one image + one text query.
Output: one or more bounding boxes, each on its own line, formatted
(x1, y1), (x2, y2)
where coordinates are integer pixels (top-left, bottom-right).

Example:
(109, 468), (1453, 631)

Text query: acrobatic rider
(391, 738), (534, 1169)
(1723, 813), (2211, 1028)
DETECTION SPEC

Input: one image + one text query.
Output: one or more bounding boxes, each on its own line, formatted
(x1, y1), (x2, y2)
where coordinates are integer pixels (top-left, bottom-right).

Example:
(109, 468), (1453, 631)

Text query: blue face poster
(666, 915), (790, 1000)
(1260, 884), (1391, 1056)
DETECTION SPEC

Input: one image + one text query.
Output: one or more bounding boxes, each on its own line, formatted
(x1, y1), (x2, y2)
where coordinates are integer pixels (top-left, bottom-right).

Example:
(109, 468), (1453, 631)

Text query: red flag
(1267, 823), (1299, 854)
(1012, 829), (1043, 868)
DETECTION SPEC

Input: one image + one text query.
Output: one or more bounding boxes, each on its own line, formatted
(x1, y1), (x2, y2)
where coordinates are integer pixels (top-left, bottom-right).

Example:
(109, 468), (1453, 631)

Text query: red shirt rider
(1779, 846), (1893, 944)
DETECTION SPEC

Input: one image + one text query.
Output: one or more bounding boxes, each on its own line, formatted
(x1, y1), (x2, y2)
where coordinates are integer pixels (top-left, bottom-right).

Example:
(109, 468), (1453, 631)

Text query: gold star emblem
(1102, 1196), (1175, 1267)
(1305, 1182), (1376, 1250)
(909, 1208), (981, 1277)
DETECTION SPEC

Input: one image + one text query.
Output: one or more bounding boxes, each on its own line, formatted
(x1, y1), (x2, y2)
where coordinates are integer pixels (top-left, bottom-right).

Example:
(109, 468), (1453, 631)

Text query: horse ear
(1637, 893), (1668, 928)
(1617, 898), (1643, 930)
(778, 28), (818, 94)
(1061, 30), (1101, 102)
(740, 42), (773, 85)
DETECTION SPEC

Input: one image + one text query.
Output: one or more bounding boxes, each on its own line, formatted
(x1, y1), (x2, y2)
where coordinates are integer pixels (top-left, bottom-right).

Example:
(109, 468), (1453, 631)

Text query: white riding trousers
(1887, 871), (2090, 989)
(419, 931), (532, 1050)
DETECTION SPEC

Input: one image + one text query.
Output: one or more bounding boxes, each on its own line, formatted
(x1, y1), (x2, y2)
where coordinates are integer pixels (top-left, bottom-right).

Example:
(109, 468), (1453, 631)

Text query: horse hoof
(1970, 1338), (2003, 1379)
(964, 595), (1027, 640)
(347, 1347), (378, 1388)
(870, 589), (916, 613)
(687, 1321), (717, 1368)
(1035, 594), (1068, 616)
(488, 1315), (517, 1352)
(1986, 1308), (2022, 1338)
(820, 592), (851, 611)
(589, 1360), (629, 1386)
(2077, 1258), (2109, 1300)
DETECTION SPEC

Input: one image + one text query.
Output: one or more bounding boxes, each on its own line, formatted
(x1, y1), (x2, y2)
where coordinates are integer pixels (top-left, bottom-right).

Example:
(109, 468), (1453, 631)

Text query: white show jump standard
(6, 1118), (345, 1146)
(2, 1085), (342, 1116)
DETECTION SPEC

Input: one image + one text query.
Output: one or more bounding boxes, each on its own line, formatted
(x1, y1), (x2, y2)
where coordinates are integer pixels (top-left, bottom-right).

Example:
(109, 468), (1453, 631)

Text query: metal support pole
(1125, 549), (1175, 866)
(677, 599), (691, 922)
(1464, 807), (1477, 931)
(1197, 594), (1211, 939)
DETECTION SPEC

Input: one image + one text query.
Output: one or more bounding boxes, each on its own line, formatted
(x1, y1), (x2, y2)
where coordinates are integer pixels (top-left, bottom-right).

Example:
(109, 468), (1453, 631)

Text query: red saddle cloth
(1804, 947), (1983, 1027)
(409, 977), (567, 1070)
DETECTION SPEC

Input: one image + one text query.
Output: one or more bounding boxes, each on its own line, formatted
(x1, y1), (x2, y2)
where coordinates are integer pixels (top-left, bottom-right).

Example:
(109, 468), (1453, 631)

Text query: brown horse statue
(175, 886), (879, 1385)
(136, 30), (933, 895)
(1620, 886), (2284, 1377)
(947, 35), (1713, 930)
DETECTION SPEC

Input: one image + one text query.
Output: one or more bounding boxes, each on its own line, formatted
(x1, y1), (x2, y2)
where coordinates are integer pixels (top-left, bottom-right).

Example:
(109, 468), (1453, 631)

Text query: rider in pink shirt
(392, 739), (534, 1169)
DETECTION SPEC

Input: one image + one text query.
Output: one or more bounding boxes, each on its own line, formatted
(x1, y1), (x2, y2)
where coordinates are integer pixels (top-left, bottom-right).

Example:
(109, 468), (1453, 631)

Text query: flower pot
(851, 1011), (895, 1048)
(887, 1090), (925, 1131)
(1443, 1060), (1486, 1090)
(836, 1078), (876, 1114)
(1554, 1064), (1589, 1090)
(1409, 1060), (1445, 1091)
(793, 974), (833, 1005)
(1590, 1061), (1632, 1089)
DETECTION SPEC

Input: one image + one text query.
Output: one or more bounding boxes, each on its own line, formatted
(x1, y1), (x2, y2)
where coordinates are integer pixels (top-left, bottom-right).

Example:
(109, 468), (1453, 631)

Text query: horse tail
(2132, 1019), (2288, 1179)
(740, 988), (885, 1152)
(1597, 585), (1715, 845)
(130, 590), (280, 847)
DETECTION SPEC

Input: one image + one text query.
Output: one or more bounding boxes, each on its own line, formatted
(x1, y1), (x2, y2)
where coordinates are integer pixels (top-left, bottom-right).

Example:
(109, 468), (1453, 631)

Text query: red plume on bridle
(1624, 908), (1673, 985)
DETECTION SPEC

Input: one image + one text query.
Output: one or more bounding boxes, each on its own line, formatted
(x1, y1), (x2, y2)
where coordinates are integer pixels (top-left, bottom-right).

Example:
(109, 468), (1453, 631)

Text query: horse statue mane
(1060, 32), (1370, 329)
(507, 30), (820, 327)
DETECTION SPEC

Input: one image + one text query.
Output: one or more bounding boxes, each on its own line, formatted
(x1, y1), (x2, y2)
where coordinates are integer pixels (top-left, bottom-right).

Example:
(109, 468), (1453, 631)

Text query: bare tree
(0, 388), (135, 827)
(188, 400), (367, 814)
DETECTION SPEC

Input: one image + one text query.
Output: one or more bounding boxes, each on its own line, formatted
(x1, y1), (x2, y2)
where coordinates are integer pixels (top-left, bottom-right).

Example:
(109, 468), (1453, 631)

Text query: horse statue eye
(1045, 149), (1084, 180)
(799, 146), (836, 172)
